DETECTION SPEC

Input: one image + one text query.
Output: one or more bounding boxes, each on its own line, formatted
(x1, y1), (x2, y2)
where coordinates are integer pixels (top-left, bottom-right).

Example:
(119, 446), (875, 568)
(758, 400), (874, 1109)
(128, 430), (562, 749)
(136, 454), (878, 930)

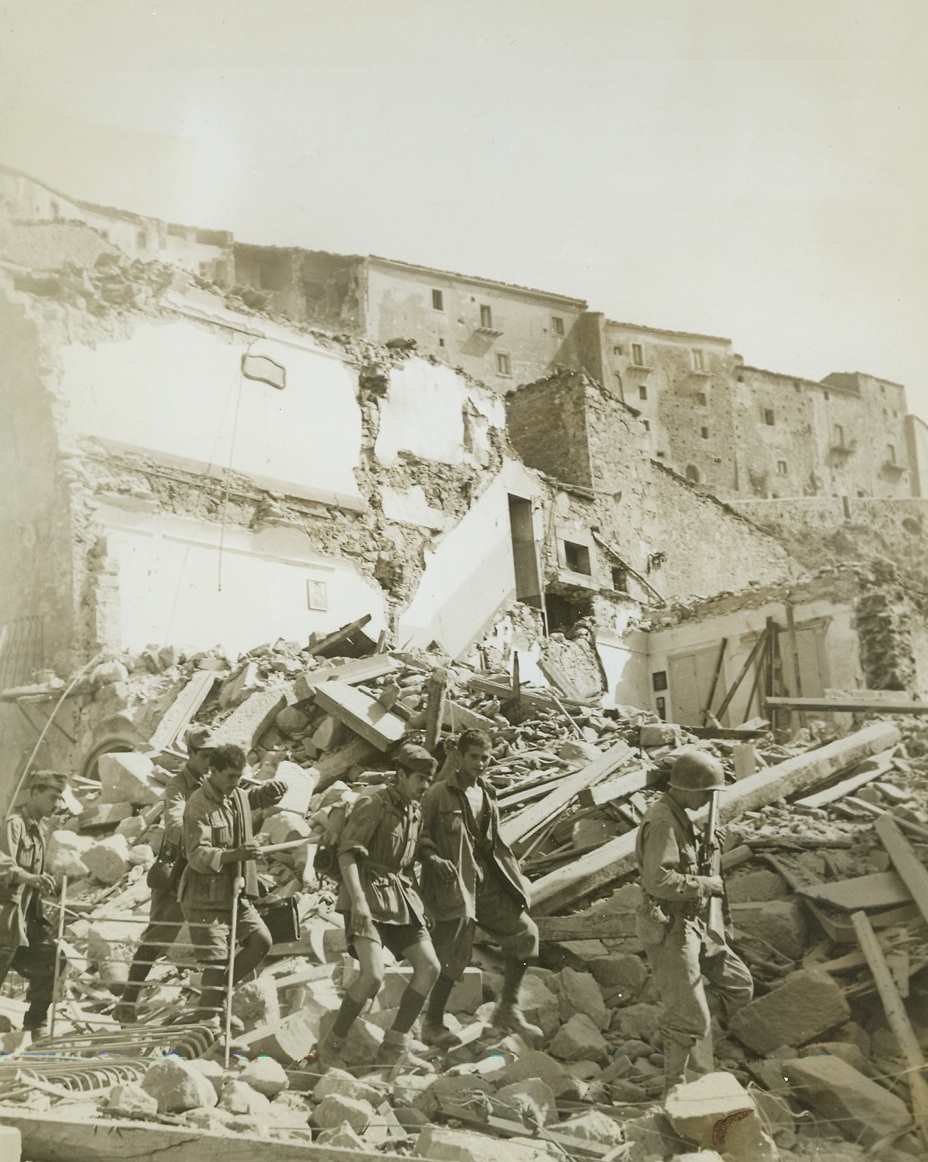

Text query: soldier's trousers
(640, 913), (753, 1049)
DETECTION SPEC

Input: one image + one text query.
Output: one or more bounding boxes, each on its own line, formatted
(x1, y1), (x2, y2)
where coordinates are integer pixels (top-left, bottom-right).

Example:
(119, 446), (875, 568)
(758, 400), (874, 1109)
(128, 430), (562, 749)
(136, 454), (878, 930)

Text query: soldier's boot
(492, 957), (542, 1047)
(377, 1028), (432, 1071)
(22, 1002), (50, 1040)
(663, 1038), (692, 1094)
(421, 974), (461, 1048)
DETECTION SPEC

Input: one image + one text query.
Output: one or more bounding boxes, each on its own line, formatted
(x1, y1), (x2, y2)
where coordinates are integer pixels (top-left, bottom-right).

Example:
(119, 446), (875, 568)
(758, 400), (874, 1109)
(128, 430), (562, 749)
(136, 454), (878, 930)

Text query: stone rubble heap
(1, 632), (927, 1162)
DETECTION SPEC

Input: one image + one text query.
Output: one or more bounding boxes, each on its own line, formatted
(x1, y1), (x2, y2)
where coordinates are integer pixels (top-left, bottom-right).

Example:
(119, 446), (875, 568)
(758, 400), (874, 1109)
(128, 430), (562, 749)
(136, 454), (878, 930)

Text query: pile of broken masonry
(1, 629), (928, 1162)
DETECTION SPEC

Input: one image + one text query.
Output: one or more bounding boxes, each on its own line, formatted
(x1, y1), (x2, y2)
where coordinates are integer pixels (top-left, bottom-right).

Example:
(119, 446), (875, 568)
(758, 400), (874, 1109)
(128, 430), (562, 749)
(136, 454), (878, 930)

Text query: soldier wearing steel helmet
(635, 749), (753, 1092)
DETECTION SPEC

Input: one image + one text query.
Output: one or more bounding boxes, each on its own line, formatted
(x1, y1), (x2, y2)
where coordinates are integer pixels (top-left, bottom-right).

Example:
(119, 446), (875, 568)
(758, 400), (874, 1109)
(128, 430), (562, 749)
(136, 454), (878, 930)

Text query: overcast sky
(2, 0), (926, 421)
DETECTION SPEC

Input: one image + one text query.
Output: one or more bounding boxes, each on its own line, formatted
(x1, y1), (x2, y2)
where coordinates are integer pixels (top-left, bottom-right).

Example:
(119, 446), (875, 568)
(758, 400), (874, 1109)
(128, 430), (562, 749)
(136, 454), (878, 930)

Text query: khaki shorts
(183, 899), (269, 964)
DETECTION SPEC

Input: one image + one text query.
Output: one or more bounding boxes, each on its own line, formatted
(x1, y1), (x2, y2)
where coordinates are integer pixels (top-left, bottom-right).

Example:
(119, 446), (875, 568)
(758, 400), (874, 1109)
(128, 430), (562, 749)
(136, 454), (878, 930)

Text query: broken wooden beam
(876, 814), (928, 930)
(308, 613), (377, 659)
(530, 720), (902, 915)
(499, 738), (634, 849)
(576, 766), (649, 809)
(312, 681), (406, 752)
(851, 910), (928, 1149)
(765, 695), (928, 714)
(468, 675), (588, 710)
(294, 654), (399, 699)
(0, 1107), (414, 1162)
(424, 667), (449, 752)
(147, 670), (217, 753)
(794, 756), (895, 808)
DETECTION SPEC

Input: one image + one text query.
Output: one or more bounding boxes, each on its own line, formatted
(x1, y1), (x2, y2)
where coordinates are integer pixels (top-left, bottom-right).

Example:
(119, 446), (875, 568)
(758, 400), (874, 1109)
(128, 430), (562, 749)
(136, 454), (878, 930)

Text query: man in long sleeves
(319, 743), (440, 1067)
(179, 744), (285, 1024)
(0, 770), (68, 1037)
(419, 729), (541, 1047)
(635, 750), (753, 1092)
(115, 725), (216, 1023)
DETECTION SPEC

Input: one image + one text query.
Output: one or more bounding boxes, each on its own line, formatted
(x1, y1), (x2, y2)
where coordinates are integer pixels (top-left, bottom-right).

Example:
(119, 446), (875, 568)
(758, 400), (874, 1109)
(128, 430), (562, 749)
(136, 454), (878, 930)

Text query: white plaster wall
(96, 505), (386, 658)
(56, 315), (363, 503)
(645, 597), (863, 726)
(399, 461), (542, 657)
(598, 628), (651, 709)
(375, 359), (505, 467)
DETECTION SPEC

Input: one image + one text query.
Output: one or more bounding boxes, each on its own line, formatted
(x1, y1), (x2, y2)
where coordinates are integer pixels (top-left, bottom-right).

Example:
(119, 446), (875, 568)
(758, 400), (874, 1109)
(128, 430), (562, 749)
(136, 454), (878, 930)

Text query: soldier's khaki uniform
(636, 793), (753, 1082)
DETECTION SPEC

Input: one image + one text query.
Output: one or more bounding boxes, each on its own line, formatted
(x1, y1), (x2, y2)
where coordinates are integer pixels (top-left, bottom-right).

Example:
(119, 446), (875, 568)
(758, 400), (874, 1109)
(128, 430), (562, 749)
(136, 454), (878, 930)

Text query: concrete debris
(2, 632), (928, 1162)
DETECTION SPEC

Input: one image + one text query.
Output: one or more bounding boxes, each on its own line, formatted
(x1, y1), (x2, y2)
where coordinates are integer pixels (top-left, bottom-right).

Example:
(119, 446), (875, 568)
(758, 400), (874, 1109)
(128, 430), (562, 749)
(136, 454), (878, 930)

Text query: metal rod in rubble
(224, 875), (244, 1069)
(48, 876), (68, 1039)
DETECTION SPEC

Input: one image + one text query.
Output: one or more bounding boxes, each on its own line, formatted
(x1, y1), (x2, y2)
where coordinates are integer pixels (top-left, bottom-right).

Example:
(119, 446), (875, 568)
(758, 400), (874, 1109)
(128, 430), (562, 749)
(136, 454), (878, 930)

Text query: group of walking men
(0, 720), (753, 1093)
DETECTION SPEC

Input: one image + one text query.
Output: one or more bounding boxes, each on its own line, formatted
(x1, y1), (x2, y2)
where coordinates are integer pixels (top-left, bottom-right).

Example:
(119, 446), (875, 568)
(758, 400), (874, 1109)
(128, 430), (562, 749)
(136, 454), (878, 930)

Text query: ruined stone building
(1, 164), (927, 793)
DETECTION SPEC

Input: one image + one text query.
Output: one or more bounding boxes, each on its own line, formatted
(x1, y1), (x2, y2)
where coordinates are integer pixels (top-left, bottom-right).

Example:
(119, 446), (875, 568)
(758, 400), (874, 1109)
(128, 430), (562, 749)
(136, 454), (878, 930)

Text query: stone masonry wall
(505, 376), (594, 489)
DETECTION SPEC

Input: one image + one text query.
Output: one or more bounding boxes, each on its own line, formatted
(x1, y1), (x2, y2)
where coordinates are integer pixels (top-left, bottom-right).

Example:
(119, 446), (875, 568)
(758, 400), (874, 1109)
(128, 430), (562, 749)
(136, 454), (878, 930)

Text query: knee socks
(425, 973), (456, 1026)
(391, 985), (429, 1035)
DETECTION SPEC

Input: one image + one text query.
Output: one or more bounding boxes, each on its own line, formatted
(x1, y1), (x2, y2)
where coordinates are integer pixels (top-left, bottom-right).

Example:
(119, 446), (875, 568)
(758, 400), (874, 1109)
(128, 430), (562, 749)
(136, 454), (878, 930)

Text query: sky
(2, 0), (927, 420)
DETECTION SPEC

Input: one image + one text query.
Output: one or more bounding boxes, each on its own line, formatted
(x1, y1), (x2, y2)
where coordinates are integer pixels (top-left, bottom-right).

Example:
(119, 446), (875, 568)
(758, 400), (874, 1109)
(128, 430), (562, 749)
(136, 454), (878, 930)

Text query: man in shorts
(319, 743), (440, 1067)
(419, 729), (542, 1047)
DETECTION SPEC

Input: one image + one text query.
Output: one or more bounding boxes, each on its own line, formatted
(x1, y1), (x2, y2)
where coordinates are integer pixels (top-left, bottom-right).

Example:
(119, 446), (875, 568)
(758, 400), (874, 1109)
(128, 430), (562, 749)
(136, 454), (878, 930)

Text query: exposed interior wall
(505, 375), (594, 488)
(398, 460), (544, 657)
(91, 505), (387, 656)
(53, 312), (364, 506)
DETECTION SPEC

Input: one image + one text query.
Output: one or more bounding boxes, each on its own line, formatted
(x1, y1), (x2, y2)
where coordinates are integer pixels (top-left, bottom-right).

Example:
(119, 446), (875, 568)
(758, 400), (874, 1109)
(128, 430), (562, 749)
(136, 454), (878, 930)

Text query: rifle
(703, 788), (726, 948)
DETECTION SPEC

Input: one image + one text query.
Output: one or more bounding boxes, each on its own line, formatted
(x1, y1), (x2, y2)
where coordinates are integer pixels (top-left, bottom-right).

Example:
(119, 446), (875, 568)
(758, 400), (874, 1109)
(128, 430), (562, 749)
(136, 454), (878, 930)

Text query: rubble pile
(1, 627), (928, 1162)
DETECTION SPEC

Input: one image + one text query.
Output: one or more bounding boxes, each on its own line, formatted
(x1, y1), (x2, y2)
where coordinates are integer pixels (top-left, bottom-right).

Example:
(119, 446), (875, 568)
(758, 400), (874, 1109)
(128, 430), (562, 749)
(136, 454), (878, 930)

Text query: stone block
(614, 1002), (662, 1045)
(726, 869), (790, 903)
(187, 1059), (224, 1097)
(260, 810), (311, 847)
(240, 1055), (288, 1096)
(558, 739), (603, 765)
(102, 1081), (159, 1117)
(243, 1006), (322, 1064)
(493, 1049), (584, 1100)
(496, 1077), (558, 1127)
(141, 1057), (218, 1113)
(554, 967), (607, 1029)
(314, 1068), (382, 1107)
(219, 1079), (272, 1117)
(219, 661), (260, 708)
(589, 953), (647, 994)
(313, 1093), (374, 1134)
(276, 706), (311, 737)
(45, 830), (93, 877)
(85, 918), (137, 963)
(730, 898), (809, 960)
(665, 1071), (776, 1162)
(780, 1054), (912, 1147)
(82, 834), (132, 885)
(98, 751), (162, 806)
(316, 1122), (366, 1150)
(270, 761), (318, 815)
(640, 723), (681, 748)
(550, 1013), (607, 1062)
(0, 1125), (20, 1162)
(79, 802), (133, 830)
(559, 1108), (626, 1147)
(414, 1124), (555, 1162)
(729, 969), (850, 1054)
(213, 687), (291, 750)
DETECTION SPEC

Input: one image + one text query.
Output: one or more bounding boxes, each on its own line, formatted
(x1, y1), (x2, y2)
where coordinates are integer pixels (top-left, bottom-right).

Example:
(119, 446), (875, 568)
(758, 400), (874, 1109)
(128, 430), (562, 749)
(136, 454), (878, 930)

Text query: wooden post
(701, 637), (728, 725)
(424, 668), (449, 753)
(852, 910), (928, 1148)
(511, 651), (523, 723)
(876, 814), (928, 929)
(715, 628), (767, 723)
(784, 601), (807, 732)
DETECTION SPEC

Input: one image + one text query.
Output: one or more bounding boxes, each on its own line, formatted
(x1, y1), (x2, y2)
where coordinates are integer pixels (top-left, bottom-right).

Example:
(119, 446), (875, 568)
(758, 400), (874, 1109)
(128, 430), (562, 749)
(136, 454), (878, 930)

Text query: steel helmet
(669, 750), (725, 791)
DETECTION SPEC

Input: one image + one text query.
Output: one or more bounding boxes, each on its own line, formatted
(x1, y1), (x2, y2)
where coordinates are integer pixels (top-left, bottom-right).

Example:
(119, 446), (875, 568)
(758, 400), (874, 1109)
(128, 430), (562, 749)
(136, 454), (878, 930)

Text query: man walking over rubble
(319, 743), (441, 1068)
(115, 725), (217, 1024)
(419, 729), (542, 1047)
(0, 770), (69, 1038)
(179, 743), (286, 1026)
(635, 749), (753, 1092)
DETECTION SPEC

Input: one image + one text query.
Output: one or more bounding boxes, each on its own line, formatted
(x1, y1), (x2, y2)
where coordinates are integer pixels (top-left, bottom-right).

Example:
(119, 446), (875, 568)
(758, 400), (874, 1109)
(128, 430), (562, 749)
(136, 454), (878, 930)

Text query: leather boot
(492, 1001), (543, 1046)
(377, 1028), (432, 1071)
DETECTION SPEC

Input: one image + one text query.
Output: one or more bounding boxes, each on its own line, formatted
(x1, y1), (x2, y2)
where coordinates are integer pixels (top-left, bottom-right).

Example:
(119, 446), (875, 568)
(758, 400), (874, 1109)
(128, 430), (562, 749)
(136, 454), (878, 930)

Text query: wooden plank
(0, 1107), (414, 1162)
(442, 699), (495, 733)
(766, 696), (928, 714)
(530, 720), (902, 915)
(424, 668), (449, 752)
(794, 756), (894, 807)
(499, 738), (633, 848)
(294, 655), (399, 699)
(467, 675), (588, 710)
(797, 870), (912, 911)
(312, 682), (406, 752)
(876, 814), (928, 929)
(538, 658), (590, 703)
(309, 614), (376, 659)
(148, 670), (217, 752)
(577, 767), (649, 809)
(851, 911), (928, 1148)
